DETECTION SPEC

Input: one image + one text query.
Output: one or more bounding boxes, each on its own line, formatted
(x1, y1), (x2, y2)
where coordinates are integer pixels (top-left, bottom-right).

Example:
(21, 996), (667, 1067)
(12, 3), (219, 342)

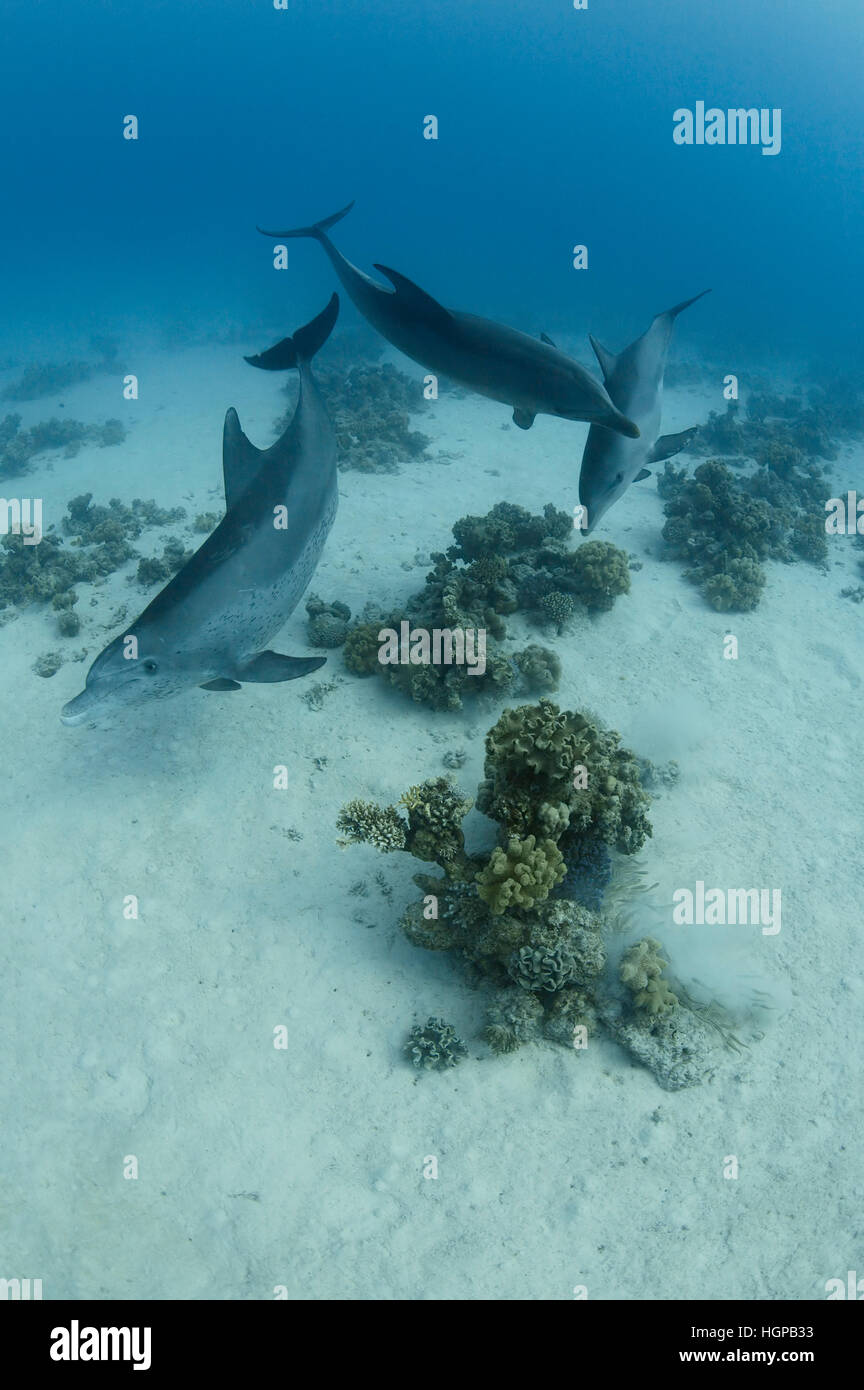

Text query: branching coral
(399, 778), (473, 871)
(336, 800), (408, 853)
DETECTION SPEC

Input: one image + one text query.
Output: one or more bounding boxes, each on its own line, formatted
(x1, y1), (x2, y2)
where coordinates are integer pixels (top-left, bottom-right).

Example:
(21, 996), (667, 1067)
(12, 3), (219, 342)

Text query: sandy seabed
(1, 340), (862, 1300)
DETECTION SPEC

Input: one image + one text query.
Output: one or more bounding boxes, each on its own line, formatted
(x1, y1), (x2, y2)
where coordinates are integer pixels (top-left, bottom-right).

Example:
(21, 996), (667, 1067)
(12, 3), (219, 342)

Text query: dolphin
(576, 291), (710, 534)
(256, 202), (640, 439)
(60, 295), (340, 727)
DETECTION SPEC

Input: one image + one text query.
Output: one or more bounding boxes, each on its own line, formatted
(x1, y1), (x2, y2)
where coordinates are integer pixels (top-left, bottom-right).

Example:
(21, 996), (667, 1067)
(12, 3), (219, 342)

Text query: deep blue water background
(1, 0), (861, 372)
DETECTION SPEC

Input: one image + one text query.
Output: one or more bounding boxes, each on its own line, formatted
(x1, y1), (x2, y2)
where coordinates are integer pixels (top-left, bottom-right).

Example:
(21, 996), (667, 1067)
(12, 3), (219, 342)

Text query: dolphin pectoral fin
(588, 334), (619, 381)
(634, 468), (652, 482)
(222, 408), (267, 511)
(648, 427), (699, 464)
(540, 332), (557, 346)
(239, 652), (327, 683)
(200, 678), (242, 691)
(371, 265), (454, 332)
(512, 408), (535, 430)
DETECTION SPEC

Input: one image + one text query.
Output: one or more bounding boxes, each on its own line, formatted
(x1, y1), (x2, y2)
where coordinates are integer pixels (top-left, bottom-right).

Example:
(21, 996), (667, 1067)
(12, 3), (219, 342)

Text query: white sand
(2, 347), (862, 1300)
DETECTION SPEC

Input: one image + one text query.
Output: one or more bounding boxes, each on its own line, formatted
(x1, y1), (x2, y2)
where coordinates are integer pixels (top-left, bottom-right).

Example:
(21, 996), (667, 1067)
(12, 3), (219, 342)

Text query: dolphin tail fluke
(244, 293), (340, 371)
(256, 201), (355, 241)
(661, 288), (712, 320)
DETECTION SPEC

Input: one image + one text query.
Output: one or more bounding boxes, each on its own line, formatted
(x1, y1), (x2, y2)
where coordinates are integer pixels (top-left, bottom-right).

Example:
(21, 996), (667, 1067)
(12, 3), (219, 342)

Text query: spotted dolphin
(577, 291), (710, 534)
(60, 295), (339, 727)
(256, 202), (640, 439)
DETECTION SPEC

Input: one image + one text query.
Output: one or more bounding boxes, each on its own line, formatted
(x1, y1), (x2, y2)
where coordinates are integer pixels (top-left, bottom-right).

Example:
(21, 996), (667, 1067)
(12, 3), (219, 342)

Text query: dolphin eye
(143, 660), (158, 673)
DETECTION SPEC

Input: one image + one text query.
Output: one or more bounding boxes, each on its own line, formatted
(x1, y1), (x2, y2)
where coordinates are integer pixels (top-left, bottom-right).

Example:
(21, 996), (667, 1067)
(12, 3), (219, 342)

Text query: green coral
(0, 414), (126, 477)
(0, 491), (187, 615)
(538, 589), (576, 632)
(476, 700), (652, 854)
(336, 800), (407, 852)
(789, 513), (829, 566)
(702, 558), (766, 612)
(659, 447), (830, 611)
(342, 498), (626, 712)
(511, 643), (561, 692)
(566, 540), (631, 612)
(475, 835), (566, 915)
(336, 704), (687, 1079)
(620, 938), (678, 1015)
(399, 777), (473, 872)
(277, 361), (431, 473)
(342, 622), (383, 675)
(450, 501), (571, 561)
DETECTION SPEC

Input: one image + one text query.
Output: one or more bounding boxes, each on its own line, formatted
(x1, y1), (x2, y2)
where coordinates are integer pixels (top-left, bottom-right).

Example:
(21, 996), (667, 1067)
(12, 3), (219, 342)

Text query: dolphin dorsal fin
(372, 265), (453, 332)
(588, 334), (618, 382)
(222, 408), (266, 511)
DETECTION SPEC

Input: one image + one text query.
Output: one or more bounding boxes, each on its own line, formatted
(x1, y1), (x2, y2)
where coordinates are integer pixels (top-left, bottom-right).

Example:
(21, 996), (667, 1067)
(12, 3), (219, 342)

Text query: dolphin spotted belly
(577, 290), (710, 534)
(60, 295), (340, 727)
(256, 202), (639, 439)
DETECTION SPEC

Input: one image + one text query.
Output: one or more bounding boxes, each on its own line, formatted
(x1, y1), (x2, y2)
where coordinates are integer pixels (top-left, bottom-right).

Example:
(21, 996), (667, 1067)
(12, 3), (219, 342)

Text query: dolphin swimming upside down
(577, 290), (710, 534)
(256, 202), (640, 439)
(61, 295), (340, 726)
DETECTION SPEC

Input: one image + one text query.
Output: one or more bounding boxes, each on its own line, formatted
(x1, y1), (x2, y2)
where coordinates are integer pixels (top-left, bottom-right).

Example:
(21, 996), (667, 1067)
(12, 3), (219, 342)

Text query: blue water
(1, 0), (862, 1308)
(2, 0), (861, 364)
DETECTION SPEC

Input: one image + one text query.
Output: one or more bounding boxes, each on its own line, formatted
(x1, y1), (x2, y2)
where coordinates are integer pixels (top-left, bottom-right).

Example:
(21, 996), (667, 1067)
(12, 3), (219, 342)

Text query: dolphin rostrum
(256, 202), (640, 440)
(60, 295), (340, 727)
(576, 290), (710, 534)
